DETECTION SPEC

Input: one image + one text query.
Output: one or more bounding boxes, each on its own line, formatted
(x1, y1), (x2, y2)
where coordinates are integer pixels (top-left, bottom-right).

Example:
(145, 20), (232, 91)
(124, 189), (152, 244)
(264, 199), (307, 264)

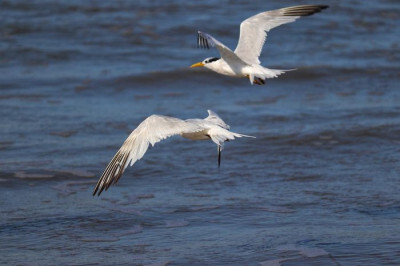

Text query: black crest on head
(204, 57), (220, 64)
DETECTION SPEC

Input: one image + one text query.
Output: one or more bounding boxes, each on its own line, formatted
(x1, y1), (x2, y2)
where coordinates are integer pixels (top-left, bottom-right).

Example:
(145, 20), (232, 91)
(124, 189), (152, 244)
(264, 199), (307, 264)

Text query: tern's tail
(210, 129), (255, 168)
(249, 67), (296, 85)
(208, 127), (255, 149)
(232, 132), (256, 139)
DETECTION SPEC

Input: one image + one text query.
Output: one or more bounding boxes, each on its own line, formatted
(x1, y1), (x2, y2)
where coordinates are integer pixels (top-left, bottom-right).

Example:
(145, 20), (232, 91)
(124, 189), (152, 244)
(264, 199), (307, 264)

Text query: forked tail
(248, 68), (296, 85)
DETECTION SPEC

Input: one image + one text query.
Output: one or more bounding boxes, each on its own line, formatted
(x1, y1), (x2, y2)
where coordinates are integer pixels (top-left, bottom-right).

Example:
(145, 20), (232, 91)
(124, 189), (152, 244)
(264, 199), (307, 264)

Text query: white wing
(205, 109), (230, 129)
(93, 115), (204, 196)
(234, 5), (328, 65)
(197, 31), (248, 66)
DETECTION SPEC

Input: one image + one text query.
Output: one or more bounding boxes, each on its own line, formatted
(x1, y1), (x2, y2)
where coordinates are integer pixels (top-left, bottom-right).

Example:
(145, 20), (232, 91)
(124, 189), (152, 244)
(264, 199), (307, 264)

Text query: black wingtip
(197, 31), (210, 49)
(92, 182), (103, 196)
(283, 5), (329, 17)
(92, 149), (130, 197)
(92, 180), (100, 196)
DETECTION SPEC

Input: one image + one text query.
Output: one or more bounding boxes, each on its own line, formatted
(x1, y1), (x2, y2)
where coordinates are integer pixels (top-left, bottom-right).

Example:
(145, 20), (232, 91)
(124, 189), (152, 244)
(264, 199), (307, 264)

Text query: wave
(104, 65), (399, 88)
(256, 122), (400, 147)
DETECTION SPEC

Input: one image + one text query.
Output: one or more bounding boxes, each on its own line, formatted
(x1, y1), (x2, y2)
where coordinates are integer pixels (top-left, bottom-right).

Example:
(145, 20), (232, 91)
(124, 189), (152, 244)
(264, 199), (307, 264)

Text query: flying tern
(93, 110), (254, 196)
(191, 5), (328, 85)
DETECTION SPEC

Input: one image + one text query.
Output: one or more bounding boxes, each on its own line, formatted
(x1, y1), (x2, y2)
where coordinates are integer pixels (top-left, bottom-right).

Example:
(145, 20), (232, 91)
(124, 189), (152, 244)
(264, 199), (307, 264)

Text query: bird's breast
(207, 60), (242, 77)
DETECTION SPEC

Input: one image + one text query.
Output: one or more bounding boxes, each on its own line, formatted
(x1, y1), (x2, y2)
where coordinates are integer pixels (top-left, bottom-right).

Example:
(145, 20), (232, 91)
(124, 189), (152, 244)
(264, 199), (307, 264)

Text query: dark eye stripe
(208, 57), (219, 63)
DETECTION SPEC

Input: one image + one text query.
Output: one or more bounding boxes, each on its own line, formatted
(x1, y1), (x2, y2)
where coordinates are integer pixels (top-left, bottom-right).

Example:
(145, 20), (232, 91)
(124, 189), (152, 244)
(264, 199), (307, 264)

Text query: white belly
(207, 60), (245, 77)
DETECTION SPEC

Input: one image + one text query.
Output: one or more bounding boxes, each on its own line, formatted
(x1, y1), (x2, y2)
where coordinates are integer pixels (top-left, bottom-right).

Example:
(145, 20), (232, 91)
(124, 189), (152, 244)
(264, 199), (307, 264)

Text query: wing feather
(93, 115), (204, 196)
(234, 5), (328, 65)
(197, 31), (248, 66)
(205, 109), (230, 130)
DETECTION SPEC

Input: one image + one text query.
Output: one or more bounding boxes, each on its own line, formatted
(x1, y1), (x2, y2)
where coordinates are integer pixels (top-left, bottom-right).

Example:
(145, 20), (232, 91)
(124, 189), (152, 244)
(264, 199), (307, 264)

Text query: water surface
(1, 0), (400, 265)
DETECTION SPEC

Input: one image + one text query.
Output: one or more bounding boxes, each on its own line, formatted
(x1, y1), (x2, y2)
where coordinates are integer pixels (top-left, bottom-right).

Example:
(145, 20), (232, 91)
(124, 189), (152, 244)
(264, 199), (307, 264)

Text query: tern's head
(190, 57), (220, 68)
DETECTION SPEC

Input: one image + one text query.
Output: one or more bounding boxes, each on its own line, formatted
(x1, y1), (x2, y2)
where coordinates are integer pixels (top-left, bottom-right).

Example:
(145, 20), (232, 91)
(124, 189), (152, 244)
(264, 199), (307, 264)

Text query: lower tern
(93, 110), (254, 196)
(190, 5), (328, 85)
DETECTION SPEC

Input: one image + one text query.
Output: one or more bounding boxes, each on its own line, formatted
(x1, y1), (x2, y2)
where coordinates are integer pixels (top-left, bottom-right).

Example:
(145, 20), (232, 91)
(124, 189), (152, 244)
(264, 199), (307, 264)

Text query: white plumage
(191, 5), (328, 85)
(93, 110), (254, 196)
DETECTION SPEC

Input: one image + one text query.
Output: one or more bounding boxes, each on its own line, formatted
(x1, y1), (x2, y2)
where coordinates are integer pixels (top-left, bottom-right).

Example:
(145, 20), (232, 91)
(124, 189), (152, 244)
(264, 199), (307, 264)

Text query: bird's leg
(253, 78), (265, 85)
(218, 145), (221, 168)
(245, 75), (265, 85)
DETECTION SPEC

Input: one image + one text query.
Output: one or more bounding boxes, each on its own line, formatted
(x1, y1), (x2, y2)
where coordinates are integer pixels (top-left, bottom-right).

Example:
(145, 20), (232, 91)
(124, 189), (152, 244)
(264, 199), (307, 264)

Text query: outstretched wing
(93, 115), (204, 196)
(234, 5), (328, 65)
(197, 31), (248, 66)
(205, 110), (230, 129)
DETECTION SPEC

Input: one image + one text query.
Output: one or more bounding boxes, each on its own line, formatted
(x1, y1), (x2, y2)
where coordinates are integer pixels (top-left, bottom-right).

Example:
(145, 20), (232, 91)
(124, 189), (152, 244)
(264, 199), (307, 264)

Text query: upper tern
(191, 5), (328, 85)
(93, 110), (254, 196)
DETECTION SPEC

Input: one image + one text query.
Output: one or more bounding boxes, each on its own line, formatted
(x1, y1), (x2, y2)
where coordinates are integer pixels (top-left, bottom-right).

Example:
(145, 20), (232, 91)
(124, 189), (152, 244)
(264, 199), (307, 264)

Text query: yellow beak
(190, 62), (204, 68)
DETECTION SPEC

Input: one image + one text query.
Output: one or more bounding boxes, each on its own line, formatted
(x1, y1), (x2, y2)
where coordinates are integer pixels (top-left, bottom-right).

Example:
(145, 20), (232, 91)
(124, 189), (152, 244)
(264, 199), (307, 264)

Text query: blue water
(1, 0), (400, 265)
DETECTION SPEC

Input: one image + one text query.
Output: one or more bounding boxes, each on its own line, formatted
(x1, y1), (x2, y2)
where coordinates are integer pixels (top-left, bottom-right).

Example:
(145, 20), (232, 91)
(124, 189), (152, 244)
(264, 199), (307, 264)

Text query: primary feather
(234, 5), (329, 65)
